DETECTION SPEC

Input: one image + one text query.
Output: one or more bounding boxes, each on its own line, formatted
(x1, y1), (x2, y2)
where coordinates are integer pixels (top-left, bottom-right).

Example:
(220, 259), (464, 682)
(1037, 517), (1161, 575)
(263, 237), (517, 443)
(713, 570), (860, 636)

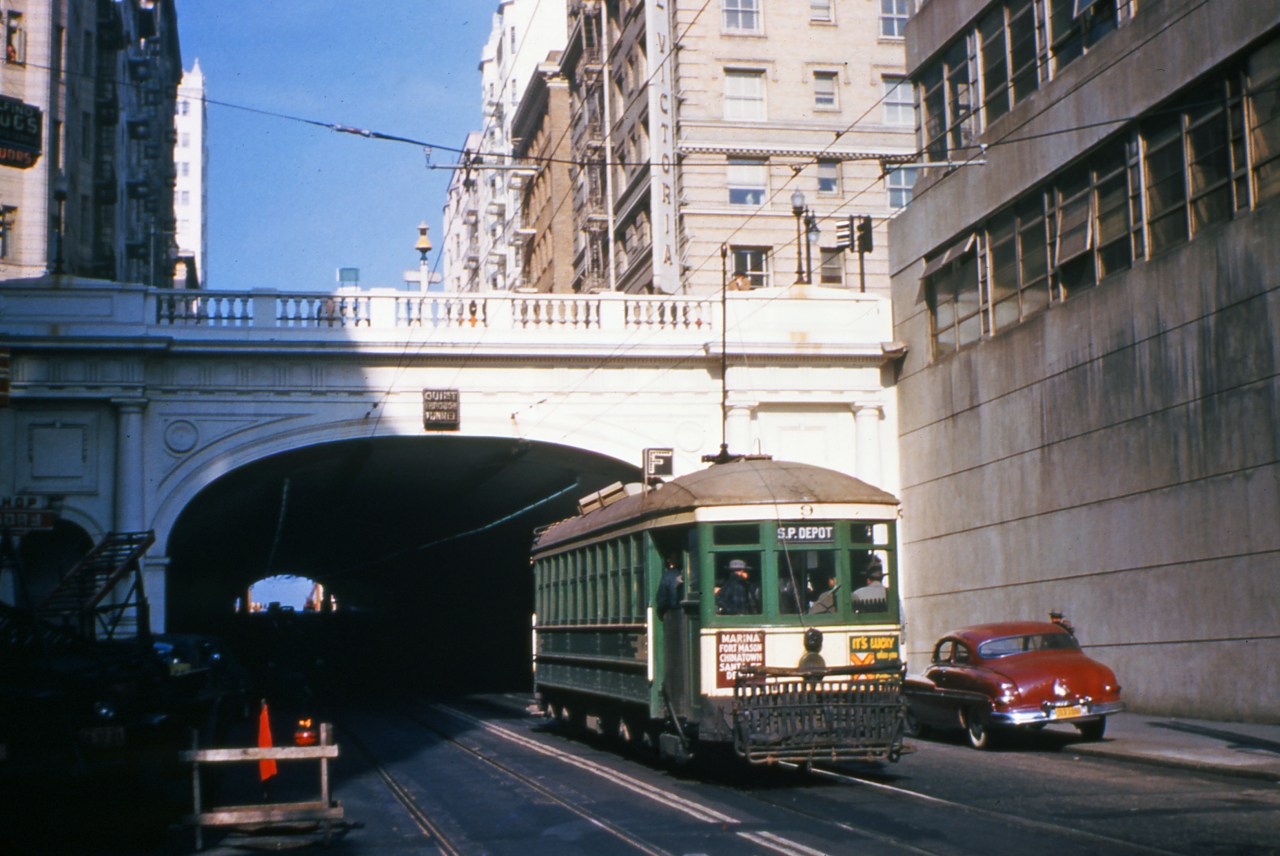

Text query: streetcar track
(351, 698), (1191, 856)
(340, 725), (461, 856)
(441, 697), (1192, 856)
(345, 707), (671, 856)
(433, 701), (915, 855)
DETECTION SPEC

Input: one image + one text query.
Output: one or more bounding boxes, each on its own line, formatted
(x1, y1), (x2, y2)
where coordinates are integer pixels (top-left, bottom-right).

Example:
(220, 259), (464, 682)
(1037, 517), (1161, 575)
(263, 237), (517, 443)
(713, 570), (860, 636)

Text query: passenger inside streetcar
(716, 558), (761, 615)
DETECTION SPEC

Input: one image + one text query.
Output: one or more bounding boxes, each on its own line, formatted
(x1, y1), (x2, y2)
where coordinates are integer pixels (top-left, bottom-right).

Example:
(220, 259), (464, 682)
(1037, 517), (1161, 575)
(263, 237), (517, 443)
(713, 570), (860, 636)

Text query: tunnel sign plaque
(422, 388), (459, 431)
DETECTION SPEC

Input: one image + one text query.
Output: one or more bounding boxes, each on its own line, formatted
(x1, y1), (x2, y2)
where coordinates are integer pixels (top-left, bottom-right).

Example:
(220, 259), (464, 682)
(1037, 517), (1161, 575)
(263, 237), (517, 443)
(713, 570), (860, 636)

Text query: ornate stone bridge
(1, 276), (902, 628)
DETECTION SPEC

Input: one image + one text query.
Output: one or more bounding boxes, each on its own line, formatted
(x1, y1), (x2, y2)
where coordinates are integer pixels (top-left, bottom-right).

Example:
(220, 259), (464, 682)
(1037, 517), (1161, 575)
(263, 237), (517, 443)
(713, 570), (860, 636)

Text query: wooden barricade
(179, 722), (344, 850)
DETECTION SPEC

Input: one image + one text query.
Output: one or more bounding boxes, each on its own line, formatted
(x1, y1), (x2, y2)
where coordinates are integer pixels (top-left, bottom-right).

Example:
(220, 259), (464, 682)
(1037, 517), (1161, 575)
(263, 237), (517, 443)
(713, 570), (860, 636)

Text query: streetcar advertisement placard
(849, 633), (899, 667)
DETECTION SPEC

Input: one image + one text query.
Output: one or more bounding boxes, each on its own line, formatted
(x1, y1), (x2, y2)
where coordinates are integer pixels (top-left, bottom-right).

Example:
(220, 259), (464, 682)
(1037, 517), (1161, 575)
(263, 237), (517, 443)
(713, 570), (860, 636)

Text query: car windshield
(977, 632), (1079, 658)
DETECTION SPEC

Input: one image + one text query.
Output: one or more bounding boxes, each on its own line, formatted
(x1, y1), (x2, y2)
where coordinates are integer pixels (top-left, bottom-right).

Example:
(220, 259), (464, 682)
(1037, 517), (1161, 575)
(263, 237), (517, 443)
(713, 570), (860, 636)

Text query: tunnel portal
(164, 436), (639, 697)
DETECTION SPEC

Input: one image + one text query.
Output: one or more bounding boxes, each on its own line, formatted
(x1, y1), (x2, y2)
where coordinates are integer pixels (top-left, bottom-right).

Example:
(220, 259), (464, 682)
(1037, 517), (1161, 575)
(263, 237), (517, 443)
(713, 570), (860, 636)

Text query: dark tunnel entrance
(164, 436), (639, 701)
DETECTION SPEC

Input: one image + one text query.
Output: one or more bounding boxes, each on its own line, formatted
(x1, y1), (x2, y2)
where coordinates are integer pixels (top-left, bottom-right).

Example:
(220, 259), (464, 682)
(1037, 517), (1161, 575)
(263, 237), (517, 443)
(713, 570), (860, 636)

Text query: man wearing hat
(716, 558), (761, 615)
(852, 556), (887, 604)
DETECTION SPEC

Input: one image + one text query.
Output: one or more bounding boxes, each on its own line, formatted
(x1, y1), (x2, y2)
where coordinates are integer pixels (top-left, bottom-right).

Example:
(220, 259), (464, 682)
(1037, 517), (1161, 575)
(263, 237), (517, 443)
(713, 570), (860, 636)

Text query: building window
(725, 69), (766, 121)
(813, 71), (839, 109)
(918, 0), (1136, 163)
(723, 0), (761, 33)
(6, 12), (26, 64)
(0, 206), (15, 259)
(819, 248), (843, 285)
(1143, 114), (1189, 255)
(730, 246), (770, 288)
(979, 6), (1011, 124)
(925, 238), (981, 357)
(1047, 0), (1123, 75)
(1006, 0), (1042, 107)
(880, 0), (911, 39)
(921, 38), (976, 162)
(1051, 164), (1096, 297)
(887, 166), (919, 208)
(810, 0), (833, 23)
(1247, 38), (1280, 203)
(817, 160), (840, 194)
(727, 157), (768, 205)
(883, 77), (913, 125)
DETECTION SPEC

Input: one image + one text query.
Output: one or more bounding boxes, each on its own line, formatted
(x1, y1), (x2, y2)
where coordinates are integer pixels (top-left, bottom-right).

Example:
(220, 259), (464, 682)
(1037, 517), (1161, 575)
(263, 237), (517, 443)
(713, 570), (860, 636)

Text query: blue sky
(175, 3), (494, 291)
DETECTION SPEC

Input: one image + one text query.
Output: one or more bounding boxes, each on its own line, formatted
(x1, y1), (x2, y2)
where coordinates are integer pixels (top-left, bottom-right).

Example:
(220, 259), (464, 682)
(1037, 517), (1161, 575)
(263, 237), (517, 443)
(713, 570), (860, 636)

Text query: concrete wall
(890, 1), (1280, 721)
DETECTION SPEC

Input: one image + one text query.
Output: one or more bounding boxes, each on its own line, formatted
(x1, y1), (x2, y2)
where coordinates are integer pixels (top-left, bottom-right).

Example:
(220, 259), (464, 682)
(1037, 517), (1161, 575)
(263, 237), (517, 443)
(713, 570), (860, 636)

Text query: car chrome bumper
(991, 700), (1125, 727)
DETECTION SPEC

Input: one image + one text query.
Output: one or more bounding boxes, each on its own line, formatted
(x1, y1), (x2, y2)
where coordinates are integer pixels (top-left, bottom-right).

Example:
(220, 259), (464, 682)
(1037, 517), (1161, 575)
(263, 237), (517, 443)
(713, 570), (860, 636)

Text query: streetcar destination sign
(776, 523), (835, 543)
(422, 388), (459, 430)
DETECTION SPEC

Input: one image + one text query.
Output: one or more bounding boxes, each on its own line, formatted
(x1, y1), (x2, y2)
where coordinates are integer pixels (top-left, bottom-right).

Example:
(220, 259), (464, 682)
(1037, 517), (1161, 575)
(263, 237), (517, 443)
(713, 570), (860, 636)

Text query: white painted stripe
(434, 704), (740, 825)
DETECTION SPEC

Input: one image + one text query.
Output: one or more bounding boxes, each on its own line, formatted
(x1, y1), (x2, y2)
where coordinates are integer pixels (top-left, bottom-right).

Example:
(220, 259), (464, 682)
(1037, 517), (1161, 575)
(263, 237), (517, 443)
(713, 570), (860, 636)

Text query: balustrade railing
(151, 289), (718, 335)
(1, 278), (889, 353)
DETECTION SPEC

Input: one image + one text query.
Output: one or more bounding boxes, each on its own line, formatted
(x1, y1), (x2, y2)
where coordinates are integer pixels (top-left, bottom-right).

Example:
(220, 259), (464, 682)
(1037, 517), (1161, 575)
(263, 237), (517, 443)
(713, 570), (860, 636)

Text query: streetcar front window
(713, 552), (762, 615)
(851, 549), (892, 614)
(777, 550), (837, 615)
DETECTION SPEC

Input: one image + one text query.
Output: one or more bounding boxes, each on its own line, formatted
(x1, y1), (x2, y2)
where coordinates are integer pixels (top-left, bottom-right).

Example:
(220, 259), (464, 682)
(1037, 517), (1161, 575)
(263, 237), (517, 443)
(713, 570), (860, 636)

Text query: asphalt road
(15, 693), (1280, 855)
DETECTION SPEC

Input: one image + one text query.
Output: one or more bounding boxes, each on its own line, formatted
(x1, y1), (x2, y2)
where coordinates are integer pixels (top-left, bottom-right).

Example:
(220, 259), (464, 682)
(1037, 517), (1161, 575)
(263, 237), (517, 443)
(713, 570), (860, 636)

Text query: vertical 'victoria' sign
(647, 0), (678, 293)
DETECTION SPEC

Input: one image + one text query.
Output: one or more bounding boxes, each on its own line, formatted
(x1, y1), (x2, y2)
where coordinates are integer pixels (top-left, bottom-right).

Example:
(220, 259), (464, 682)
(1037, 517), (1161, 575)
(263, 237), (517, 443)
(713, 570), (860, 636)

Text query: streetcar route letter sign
(716, 630), (765, 689)
(422, 388), (459, 431)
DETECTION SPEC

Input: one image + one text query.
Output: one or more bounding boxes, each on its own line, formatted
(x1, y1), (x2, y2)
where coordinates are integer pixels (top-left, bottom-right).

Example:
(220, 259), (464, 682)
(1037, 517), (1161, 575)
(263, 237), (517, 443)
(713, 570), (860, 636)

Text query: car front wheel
(1075, 717), (1107, 741)
(961, 708), (994, 750)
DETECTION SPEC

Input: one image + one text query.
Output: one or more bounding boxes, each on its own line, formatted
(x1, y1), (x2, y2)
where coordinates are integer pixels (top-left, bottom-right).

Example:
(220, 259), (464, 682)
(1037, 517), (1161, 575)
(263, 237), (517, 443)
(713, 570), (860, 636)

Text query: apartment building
(510, 55), (576, 293)
(172, 60), (205, 287)
(0, 0), (181, 286)
(548, 0), (915, 295)
(450, 0), (569, 293)
(889, 0), (1280, 718)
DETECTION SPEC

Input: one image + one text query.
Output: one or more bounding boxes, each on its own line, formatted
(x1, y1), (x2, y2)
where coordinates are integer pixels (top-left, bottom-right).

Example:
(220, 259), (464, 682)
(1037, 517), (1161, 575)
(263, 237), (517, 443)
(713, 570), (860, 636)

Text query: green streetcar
(531, 457), (907, 765)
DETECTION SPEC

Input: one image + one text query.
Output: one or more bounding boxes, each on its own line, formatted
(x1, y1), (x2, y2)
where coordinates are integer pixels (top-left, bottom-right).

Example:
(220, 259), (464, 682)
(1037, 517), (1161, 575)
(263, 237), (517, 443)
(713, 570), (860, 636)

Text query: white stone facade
(172, 62), (207, 287)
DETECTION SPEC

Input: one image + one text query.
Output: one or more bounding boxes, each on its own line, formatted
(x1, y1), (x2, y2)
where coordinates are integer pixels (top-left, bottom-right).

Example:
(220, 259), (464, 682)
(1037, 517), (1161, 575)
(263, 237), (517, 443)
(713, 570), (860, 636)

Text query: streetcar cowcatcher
(732, 661), (907, 764)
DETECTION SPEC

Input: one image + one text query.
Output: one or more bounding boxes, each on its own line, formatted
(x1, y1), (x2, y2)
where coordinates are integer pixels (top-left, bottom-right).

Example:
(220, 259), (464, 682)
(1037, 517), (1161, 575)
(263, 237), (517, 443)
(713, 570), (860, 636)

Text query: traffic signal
(835, 215), (854, 251)
(856, 215), (874, 254)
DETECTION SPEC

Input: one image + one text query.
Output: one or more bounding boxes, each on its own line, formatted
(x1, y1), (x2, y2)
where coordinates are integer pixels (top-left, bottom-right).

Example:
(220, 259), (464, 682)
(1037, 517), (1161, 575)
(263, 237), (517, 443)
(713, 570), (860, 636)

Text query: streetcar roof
(533, 458), (898, 552)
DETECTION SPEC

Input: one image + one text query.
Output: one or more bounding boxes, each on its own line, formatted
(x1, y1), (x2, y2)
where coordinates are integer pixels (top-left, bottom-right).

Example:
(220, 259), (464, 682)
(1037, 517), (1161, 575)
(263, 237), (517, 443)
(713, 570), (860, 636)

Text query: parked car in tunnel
(903, 620), (1124, 750)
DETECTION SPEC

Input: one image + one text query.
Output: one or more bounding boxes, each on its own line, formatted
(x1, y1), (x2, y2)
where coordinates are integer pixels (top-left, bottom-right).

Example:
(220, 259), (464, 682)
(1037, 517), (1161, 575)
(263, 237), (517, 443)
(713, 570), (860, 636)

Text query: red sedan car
(903, 620), (1124, 749)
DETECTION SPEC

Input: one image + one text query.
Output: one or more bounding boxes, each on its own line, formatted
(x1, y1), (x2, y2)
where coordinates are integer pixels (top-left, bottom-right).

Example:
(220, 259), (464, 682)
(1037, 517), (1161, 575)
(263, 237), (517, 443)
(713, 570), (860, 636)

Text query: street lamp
(791, 190), (807, 284)
(415, 222), (432, 291)
(807, 211), (821, 285)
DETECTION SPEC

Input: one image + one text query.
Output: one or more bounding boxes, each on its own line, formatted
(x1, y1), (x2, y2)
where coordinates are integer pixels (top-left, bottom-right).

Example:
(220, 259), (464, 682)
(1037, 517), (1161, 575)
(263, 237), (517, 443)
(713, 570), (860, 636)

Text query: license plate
(80, 726), (125, 748)
(1049, 704), (1086, 720)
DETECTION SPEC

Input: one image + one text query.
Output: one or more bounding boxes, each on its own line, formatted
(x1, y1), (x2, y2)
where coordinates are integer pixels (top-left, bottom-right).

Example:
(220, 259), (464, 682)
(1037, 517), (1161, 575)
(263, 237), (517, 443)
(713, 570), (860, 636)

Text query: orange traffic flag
(258, 701), (278, 782)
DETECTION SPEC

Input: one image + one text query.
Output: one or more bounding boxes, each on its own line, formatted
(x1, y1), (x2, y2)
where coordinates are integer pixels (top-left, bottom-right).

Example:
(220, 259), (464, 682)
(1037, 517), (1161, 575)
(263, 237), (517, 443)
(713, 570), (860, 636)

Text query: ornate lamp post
(791, 190), (807, 284)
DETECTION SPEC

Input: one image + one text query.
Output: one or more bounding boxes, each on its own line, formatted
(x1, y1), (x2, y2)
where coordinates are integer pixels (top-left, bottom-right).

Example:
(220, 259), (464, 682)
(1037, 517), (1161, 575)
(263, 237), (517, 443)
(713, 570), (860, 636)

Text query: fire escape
(33, 531), (156, 642)
(572, 1), (610, 293)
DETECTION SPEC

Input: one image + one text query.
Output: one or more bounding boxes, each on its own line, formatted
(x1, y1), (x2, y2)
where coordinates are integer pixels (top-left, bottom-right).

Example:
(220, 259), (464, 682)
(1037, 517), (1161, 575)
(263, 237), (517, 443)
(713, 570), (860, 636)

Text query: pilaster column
(853, 403), (883, 487)
(142, 555), (169, 634)
(726, 402), (755, 457)
(113, 397), (148, 532)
